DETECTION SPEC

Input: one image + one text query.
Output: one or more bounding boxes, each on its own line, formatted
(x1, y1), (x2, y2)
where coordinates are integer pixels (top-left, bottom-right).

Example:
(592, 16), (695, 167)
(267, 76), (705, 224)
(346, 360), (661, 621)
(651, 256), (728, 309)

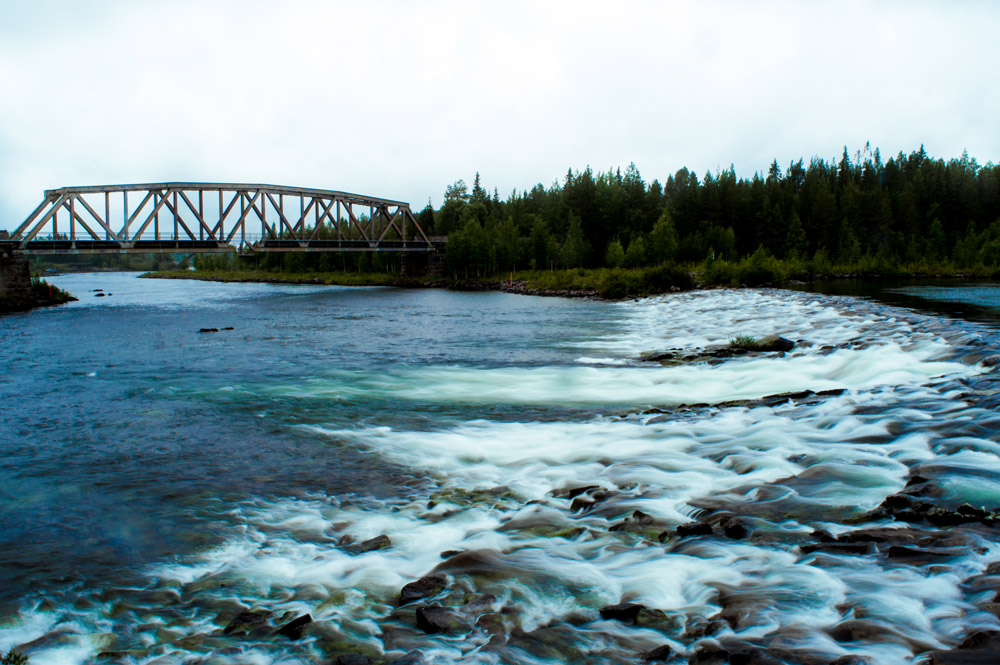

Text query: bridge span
(1, 182), (440, 255)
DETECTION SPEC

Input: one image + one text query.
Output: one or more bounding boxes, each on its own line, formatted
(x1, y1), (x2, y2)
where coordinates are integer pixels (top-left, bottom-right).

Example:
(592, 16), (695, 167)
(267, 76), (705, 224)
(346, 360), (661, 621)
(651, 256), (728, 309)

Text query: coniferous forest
(186, 145), (1000, 294)
(435, 145), (1000, 279)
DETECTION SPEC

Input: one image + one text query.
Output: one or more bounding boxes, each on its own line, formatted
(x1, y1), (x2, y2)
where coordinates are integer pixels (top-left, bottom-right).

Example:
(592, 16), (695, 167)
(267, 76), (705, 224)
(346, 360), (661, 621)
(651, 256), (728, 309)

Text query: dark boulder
(359, 534), (391, 552)
(644, 644), (673, 661)
(755, 335), (795, 352)
(399, 574), (447, 605)
(720, 515), (750, 539)
(599, 602), (646, 623)
(222, 610), (272, 636)
(386, 651), (425, 665)
(676, 522), (713, 537)
(274, 613), (312, 639)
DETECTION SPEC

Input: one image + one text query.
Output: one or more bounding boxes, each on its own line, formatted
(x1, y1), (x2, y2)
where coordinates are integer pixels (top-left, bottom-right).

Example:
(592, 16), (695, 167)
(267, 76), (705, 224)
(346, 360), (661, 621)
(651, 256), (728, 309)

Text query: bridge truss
(3, 183), (438, 255)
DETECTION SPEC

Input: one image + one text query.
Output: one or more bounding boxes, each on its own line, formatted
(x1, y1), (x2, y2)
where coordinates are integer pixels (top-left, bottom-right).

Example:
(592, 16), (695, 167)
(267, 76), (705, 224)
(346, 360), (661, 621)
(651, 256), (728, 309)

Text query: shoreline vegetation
(0, 277), (76, 313)
(142, 255), (999, 300)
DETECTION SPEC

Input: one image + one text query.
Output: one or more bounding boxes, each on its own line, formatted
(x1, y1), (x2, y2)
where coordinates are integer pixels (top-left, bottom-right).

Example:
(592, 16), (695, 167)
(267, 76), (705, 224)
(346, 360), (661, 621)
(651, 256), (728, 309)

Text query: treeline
(428, 145), (1000, 278)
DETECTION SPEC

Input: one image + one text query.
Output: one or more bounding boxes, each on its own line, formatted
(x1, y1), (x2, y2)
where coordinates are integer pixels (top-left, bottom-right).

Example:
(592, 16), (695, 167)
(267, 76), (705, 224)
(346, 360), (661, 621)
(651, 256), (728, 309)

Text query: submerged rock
(828, 656), (874, 665)
(415, 605), (470, 634)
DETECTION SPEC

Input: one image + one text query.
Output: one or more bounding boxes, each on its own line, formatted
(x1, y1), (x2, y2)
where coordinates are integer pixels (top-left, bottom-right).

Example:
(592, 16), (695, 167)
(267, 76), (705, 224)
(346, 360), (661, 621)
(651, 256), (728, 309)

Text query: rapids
(2, 274), (1000, 665)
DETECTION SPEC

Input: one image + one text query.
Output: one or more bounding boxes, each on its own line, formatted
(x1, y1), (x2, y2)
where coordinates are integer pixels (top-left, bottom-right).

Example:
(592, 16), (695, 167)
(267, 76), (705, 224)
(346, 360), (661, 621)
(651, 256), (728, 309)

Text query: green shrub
(643, 263), (694, 291)
(599, 272), (629, 299)
(2, 649), (28, 665)
(736, 247), (785, 286)
(728, 335), (758, 350)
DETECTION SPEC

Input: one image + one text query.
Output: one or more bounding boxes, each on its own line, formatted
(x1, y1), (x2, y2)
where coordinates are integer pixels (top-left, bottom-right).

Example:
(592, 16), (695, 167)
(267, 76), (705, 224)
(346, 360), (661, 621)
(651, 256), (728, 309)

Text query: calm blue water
(2, 274), (1000, 665)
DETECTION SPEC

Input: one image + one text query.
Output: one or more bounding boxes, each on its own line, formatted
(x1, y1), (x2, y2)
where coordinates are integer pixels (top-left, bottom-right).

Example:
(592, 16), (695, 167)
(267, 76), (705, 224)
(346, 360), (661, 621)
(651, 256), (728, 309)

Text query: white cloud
(1, 0), (998, 228)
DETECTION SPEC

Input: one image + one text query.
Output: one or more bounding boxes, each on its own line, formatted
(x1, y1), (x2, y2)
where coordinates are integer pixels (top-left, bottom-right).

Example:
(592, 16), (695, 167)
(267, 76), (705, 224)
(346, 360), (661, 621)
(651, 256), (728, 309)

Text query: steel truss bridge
(1, 183), (440, 255)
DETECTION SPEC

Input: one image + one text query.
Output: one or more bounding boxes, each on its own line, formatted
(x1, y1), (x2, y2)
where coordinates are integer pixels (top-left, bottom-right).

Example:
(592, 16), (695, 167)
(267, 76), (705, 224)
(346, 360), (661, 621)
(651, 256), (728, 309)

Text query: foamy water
(3, 285), (999, 665)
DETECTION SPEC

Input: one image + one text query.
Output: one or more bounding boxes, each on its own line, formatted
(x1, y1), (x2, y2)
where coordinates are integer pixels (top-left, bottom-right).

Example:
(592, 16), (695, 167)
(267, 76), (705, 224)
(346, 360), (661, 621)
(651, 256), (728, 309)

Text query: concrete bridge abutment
(1, 254), (31, 298)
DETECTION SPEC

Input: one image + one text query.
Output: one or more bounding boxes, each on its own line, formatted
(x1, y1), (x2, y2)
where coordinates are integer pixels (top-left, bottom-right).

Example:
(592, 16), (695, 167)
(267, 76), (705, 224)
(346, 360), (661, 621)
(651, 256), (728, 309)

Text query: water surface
(2, 274), (999, 665)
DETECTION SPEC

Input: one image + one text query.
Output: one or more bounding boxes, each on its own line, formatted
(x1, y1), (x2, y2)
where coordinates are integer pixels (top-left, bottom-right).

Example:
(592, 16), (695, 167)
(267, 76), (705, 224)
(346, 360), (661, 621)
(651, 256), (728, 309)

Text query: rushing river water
(2, 274), (1000, 665)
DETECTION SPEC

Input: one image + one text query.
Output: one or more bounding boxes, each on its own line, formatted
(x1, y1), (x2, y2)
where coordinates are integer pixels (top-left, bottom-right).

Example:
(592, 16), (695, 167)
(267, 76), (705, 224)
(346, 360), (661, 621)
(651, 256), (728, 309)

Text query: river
(1, 274), (999, 665)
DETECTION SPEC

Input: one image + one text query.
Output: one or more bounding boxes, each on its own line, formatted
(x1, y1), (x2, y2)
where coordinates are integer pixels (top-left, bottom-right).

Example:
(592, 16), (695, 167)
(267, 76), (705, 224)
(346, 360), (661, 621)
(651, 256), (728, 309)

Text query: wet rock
(755, 335), (795, 352)
(683, 617), (725, 640)
(885, 545), (962, 563)
(720, 515), (751, 539)
(476, 612), (506, 635)
(836, 527), (918, 545)
(801, 542), (875, 556)
(569, 488), (617, 512)
(828, 657), (874, 665)
(221, 326), (234, 331)
(333, 655), (371, 665)
(386, 651), (425, 665)
(599, 602), (646, 623)
(635, 607), (682, 633)
(811, 529), (836, 543)
(274, 613), (312, 639)
(981, 602), (1000, 618)
(360, 534), (391, 552)
(926, 508), (979, 527)
(928, 652), (1000, 664)
(644, 644), (673, 661)
(399, 574), (447, 605)
(728, 647), (785, 665)
(222, 609), (273, 636)
(690, 645), (730, 664)
(414, 605), (469, 634)
(610, 509), (656, 532)
(199, 327), (219, 333)
(927, 632), (1000, 665)
(958, 631), (1000, 650)
(552, 485), (600, 499)
(95, 292), (106, 297)
(676, 522), (713, 537)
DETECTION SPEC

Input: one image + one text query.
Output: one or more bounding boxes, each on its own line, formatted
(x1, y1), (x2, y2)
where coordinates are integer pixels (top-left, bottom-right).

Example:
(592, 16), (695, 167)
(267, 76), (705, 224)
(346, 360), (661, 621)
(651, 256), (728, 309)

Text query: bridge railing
(7, 183), (439, 254)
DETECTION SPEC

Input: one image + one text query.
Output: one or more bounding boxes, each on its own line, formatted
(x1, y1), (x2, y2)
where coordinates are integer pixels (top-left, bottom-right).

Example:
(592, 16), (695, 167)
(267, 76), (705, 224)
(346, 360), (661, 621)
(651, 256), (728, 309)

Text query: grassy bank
(143, 255), (999, 301)
(143, 270), (437, 287)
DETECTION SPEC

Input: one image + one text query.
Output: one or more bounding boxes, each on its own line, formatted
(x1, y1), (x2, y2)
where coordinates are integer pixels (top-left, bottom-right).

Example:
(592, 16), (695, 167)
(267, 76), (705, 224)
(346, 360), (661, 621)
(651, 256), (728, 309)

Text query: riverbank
(0, 278), (77, 313)
(142, 259), (994, 300)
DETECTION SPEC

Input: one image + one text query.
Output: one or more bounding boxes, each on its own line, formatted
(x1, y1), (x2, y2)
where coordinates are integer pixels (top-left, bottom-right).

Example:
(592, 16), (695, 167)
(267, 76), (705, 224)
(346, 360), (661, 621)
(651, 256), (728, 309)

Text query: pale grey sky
(1, 0), (997, 229)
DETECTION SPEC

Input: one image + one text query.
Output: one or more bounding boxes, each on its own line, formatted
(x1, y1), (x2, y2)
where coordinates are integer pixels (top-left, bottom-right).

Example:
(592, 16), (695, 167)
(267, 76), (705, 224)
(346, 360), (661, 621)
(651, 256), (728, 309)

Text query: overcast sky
(1, 0), (997, 229)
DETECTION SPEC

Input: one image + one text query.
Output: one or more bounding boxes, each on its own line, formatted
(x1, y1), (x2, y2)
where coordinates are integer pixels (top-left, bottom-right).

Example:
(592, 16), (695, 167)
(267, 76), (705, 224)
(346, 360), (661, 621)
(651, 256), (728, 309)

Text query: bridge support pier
(401, 250), (445, 277)
(0, 255), (31, 298)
